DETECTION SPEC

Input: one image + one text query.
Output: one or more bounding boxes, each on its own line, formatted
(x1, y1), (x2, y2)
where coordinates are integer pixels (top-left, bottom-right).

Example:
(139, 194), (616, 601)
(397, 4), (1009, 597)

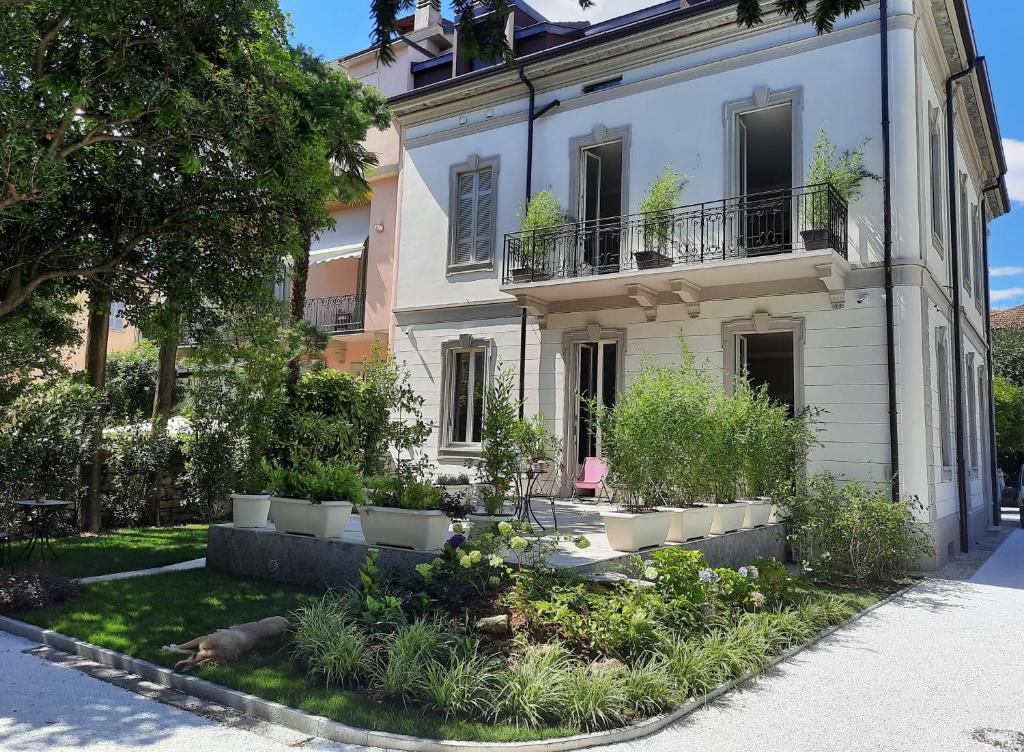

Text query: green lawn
(20, 525), (209, 579)
(13, 569), (578, 742)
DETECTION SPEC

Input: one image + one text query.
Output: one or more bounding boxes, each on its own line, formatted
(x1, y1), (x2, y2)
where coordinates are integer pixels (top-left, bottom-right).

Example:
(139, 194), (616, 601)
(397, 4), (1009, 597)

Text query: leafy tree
(993, 326), (1024, 387)
(993, 375), (1024, 474)
(369, 1), (867, 62)
(104, 340), (163, 424)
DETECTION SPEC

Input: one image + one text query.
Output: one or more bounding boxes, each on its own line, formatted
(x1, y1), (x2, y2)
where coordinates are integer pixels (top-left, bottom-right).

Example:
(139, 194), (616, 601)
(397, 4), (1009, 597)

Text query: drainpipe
(981, 178), (1005, 526)
(946, 57), (980, 552)
(516, 64), (560, 418)
(879, 0), (900, 501)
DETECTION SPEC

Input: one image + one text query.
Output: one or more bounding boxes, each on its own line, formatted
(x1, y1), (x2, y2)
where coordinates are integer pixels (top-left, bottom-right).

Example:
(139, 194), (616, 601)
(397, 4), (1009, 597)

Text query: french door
(574, 340), (619, 465)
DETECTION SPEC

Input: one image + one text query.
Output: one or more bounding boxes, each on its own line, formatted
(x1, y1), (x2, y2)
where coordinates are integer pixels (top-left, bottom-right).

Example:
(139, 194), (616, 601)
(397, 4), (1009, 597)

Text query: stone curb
(0, 583), (916, 752)
(79, 557), (207, 584)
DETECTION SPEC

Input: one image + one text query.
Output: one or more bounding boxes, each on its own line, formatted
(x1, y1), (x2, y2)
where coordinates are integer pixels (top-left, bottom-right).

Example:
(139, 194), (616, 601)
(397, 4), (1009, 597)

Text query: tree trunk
(287, 224), (313, 387)
(148, 303), (181, 527)
(80, 286), (111, 533)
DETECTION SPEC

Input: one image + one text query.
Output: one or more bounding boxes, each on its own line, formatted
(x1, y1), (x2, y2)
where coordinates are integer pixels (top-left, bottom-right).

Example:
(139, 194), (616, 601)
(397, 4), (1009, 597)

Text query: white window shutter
(474, 166), (493, 263)
(454, 172), (476, 266)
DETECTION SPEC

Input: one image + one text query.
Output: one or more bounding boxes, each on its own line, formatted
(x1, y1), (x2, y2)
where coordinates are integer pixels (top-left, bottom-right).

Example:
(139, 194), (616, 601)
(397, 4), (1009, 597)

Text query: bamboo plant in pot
(468, 371), (520, 533)
(510, 190), (565, 282)
(636, 166), (686, 269)
(802, 128), (877, 250)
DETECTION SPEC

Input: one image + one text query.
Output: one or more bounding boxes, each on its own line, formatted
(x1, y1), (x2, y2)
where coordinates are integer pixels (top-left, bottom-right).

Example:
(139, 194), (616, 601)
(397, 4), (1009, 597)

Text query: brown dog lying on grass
(163, 616), (291, 672)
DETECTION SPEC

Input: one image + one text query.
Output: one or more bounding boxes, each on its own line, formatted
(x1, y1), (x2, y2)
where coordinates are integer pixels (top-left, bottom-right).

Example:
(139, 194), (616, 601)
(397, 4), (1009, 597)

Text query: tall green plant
(474, 370), (521, 513)
(516, 190), (567, 267)
(638, 167), (686, 252)
(805, 127), (878, 227)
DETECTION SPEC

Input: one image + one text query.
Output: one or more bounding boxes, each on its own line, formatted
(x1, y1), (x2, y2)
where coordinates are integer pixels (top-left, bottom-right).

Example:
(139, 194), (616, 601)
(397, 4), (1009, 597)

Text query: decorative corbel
(669, 278), (702, 318)
(625, 284), (659, 322)
(815, 262), (847, 309)
(516, 295), (549, 329)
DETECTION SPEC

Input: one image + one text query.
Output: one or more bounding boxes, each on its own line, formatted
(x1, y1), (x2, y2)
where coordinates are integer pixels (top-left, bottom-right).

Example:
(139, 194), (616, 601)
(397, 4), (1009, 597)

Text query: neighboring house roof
(991, 305), (1024, 329)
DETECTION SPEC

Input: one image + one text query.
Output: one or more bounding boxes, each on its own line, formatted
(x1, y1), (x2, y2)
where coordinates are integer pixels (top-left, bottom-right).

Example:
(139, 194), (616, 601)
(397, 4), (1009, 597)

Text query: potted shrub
(231, 472), (272, 529)
(802, 128), (877, 250)
(601, 487), (672, 552)
(436, 472), (472, 495)
(264, 459), (363, 538)
(510, 190), (565, 282)
(635, 166), (686, 269)
(469, 371), (520, 531)
(358, 475), (454, 551)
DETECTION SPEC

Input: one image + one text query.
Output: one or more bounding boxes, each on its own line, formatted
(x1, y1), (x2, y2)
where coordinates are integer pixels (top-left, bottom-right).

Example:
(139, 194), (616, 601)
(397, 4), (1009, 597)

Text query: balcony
(501, 184), (850, 316)
(304, 293), (366, 335)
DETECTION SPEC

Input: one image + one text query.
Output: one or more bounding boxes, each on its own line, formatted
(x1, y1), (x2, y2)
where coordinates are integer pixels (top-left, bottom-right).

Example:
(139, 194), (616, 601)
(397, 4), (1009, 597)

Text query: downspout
(946, 57), (980, 552)
(516, 64), (560, 418)
(880, 0), (900, 500)
(981, 194), (999, 525)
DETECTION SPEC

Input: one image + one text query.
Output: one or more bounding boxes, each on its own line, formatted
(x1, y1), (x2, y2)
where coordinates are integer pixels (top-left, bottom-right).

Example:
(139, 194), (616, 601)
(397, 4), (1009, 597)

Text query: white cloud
(990, 266), (1024, 277)
(521, 0), (661, 23)
(1004, 138), (1024, 205)
(991, 287), (1024, 303)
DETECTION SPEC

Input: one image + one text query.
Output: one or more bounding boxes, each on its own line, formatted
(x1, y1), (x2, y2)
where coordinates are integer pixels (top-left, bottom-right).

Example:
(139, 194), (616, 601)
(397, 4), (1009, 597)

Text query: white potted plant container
(602, 509), (672, 552)
(263, 459), (363, 539)
(742, 498), (772, 528)
(231, 493), (271, 528)
(270, 497), (353, 538)
(710, 502), (747, 535)
(357, 477), (454, 551)
(660, 503), (716, 542)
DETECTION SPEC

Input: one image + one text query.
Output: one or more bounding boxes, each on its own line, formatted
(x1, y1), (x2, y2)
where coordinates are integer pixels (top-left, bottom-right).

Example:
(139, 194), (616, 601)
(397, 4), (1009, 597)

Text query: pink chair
(572, 457), (611, 504)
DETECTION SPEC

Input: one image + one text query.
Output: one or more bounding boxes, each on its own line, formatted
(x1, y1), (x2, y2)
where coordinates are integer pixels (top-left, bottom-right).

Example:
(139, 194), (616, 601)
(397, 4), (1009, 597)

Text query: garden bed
(11, 553), (885, 744)
(13, 525), (209, 578)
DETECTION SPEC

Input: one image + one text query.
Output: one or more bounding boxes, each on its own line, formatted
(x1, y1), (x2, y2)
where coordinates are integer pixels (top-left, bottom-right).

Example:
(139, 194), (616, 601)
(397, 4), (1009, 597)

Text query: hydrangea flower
(469, 549), (482, 564)
(447, 533), (466, 549)
(459, 554), (473, 569)
(415, 563), (433, 579)
(643, 566), (659, 581)
(510, 536), (528, 551)
(750, 591), (766, 608)
(488, 576), (501, 588)
(451, 522), (464, 534)
(573, 535), (591, 550)
(698, 568), (717, 584)
(497, 521), (513, 536)
(738, 566), (748, 578)
(747, 565), (759, 579)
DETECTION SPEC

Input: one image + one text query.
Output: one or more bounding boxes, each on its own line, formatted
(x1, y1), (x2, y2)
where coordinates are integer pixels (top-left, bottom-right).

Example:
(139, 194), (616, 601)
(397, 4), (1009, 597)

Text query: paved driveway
(1, 526), (1022, 752)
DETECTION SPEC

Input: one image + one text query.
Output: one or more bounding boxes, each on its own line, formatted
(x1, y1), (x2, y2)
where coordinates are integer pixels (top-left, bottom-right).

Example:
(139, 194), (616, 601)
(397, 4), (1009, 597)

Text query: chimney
(414, 0), (441, 31)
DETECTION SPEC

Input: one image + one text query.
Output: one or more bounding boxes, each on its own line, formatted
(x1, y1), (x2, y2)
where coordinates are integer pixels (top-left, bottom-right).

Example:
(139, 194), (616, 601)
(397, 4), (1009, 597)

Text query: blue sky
(280, 0), (1022, 308)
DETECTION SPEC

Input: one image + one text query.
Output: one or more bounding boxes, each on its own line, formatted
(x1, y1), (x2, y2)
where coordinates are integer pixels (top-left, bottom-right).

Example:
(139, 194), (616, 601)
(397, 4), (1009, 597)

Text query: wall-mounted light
(856, 293), (871, 304)
(374, 222), (385, 233)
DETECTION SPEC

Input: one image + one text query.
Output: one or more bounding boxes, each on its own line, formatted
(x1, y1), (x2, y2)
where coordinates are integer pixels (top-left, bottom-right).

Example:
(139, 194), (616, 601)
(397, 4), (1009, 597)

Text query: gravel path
(1, 527), (1021, 752)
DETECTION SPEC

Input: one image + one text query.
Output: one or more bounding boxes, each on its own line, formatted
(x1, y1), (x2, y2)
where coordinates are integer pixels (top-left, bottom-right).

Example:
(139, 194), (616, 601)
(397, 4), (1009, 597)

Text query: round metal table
(13, 499), (72, 564)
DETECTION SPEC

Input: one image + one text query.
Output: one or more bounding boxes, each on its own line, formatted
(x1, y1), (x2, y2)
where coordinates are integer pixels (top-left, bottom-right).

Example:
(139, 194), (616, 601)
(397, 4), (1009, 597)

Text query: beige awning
(309, 242), (365, 265)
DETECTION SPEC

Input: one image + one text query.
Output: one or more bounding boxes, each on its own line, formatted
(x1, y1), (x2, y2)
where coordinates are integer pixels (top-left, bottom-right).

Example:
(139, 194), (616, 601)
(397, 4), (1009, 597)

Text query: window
(972, 206), (984, 307)
(723, 315), (805, 415)
(960, 176), (971, 292)
(109, 302), (126, 332)
(936, 329), (952, 467)
(582, 76), (622, 95)
(439, 334), (493, 455)
(966, 354), (978, 471)
(929, 109), (944, 243)
(978, 364), (988, 465)
(448, 156), (498, 271)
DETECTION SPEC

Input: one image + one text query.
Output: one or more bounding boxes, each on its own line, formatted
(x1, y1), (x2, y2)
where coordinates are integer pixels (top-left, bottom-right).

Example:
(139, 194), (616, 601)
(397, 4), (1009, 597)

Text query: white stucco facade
(388, 0), (1007, 568)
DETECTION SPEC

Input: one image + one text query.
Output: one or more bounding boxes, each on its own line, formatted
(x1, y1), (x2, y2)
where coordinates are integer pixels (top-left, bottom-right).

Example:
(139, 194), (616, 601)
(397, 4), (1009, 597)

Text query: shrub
(638, 166), (686, 251)
(291, 594), (369, 687)
(103, 427), (178, 525)
(262, 459), (364, 504)
(436, 472), (470, 486)
(805, 127), (877, 227)
(367, 619), (450, 701)
(560, 663), (629, 731)
(360, 349), (432, 477)
(515, 190), (567, 267)
(104, 341), (161, 423)
(0, 570), (81, 614)
(474, 370), (521, 509)
(491, 641), (572, 727)
(782, 471), (932, 583)
(421, 650), (500, 720)
(0, 379), (103, 528)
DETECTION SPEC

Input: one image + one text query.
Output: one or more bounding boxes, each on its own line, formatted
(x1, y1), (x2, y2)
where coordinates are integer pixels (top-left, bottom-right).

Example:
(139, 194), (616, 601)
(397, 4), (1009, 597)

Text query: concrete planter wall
(710, 503), (747, 535)
(661, 505), (716, 542)
(269, 498), (352, 538)
(741, 500), (772, 529)
(231, 494), (271, 528)
(769, 504), (790, 524)
(358, 506), (452, 551)
(601, 510), (672, 552)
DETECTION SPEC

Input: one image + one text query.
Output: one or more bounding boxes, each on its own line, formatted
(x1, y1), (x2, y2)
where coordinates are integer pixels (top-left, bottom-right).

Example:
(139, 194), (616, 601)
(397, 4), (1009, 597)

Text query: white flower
(497, 521), (513, 536)
(738, 566), (748, 577)
(698, 568), (717, 584)
(510, 536), (528, 551)
(747, 565), (759, 579)
(751, 591), (766, 608)
(488, 553), (504, 568)
(459, 554), (473, 569)
(643, 566), (658, 581)
(469, 549), (482, 564)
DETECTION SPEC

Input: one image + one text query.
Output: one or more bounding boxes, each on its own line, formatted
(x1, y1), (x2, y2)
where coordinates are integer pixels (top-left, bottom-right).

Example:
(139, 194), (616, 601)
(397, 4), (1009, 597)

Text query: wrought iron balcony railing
(502, 183), (848, 285)
(304, 293), (366, 335)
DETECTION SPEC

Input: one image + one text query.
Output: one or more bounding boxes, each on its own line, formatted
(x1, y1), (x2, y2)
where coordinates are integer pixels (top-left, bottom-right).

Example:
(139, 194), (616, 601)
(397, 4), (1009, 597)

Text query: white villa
(376, 0), (1008, 568)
